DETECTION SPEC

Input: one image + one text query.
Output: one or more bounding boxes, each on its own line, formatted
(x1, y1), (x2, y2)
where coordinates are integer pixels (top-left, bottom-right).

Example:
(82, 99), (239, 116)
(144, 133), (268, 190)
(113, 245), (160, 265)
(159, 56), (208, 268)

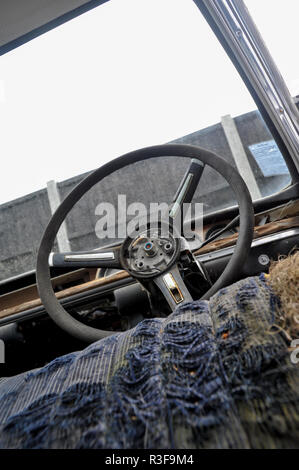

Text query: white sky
(0, 0), (298, 205)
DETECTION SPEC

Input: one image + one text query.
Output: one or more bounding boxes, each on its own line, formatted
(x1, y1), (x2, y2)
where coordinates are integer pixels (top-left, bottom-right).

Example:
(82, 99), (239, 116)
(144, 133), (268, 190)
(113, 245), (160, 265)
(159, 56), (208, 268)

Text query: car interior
(0, 0), (298, 450)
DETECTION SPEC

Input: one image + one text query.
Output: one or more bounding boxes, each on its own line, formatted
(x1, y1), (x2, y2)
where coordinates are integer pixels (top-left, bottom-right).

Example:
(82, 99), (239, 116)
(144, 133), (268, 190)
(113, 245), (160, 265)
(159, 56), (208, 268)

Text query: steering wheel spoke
(49, 246), (122, 269)
(169, 158), (205, 223)
(153, 264), (193, 311)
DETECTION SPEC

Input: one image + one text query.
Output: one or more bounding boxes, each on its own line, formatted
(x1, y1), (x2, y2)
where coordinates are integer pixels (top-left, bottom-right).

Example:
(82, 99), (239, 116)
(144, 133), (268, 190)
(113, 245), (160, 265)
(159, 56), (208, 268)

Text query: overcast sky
(0, 0), (298, 205)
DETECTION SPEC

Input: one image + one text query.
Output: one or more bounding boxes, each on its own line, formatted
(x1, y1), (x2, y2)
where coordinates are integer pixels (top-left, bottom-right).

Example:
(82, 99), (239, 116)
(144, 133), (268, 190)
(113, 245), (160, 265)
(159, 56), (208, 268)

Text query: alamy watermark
(94, 195), (204, 241)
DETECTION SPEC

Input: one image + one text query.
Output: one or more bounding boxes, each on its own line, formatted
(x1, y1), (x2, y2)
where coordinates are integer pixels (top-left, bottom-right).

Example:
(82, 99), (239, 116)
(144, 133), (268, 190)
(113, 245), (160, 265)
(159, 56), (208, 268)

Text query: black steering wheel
(37, 144), (254, 343)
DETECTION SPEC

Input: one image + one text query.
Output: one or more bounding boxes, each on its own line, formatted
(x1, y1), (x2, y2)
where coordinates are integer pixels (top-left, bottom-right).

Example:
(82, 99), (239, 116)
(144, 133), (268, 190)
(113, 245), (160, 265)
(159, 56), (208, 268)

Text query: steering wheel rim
(37, 144), (254, 343)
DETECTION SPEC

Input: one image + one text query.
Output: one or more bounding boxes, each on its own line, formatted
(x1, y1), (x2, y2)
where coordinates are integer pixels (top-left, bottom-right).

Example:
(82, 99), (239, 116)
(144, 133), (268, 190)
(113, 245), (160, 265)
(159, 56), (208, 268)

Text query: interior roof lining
(0, 0), (109, 56)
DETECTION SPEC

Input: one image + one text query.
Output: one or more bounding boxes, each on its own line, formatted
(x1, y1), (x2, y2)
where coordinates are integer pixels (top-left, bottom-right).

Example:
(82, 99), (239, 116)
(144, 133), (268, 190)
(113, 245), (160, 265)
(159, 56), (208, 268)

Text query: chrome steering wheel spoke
(169, 158), (205, 228)
(49, 245), (122, 269)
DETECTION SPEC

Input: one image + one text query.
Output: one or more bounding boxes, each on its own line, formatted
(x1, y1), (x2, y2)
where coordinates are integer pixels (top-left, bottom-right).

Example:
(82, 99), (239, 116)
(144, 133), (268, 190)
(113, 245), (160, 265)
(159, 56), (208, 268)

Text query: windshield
(0, 0), (293, 281)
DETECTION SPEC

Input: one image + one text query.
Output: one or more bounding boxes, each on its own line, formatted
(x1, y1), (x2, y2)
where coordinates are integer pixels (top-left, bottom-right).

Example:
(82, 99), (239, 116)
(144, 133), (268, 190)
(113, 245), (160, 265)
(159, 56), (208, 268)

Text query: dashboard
(0, 197), (298, 376)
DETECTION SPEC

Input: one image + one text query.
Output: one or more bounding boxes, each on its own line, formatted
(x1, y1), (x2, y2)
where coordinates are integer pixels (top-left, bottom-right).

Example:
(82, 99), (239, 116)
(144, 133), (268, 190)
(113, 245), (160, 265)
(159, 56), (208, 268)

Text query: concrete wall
(0, 189), (53, 281)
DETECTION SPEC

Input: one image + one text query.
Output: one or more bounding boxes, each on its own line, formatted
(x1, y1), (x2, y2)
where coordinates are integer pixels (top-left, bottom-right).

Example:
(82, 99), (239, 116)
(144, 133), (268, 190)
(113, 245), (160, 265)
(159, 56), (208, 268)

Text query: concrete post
(46, 180), (71, 252)
(221, 114), (261, 200)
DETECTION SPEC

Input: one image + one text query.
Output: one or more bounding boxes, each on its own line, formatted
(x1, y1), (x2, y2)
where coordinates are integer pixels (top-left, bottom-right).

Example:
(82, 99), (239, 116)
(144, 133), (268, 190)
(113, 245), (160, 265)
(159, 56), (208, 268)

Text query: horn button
(120, 226), (180, 279)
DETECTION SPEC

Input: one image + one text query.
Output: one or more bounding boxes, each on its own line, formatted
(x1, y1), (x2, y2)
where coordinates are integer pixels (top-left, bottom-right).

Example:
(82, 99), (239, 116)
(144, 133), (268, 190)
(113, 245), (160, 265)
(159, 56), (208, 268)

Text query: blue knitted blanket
(0, 274), (298, 448)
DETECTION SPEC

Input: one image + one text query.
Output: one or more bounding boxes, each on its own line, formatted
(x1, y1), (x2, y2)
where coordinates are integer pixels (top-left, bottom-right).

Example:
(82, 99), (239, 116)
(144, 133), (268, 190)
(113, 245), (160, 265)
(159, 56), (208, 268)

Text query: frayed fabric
(0, 276), (298, 449)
